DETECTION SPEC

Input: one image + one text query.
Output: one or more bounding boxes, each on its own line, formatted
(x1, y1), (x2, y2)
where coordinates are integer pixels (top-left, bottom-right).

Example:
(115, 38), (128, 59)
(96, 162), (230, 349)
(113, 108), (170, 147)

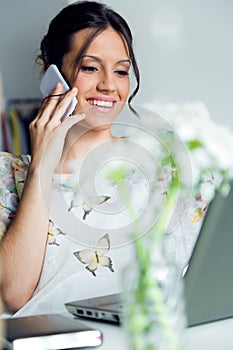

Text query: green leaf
(107, 166), (127, 183)
(186, 139), (203, 150)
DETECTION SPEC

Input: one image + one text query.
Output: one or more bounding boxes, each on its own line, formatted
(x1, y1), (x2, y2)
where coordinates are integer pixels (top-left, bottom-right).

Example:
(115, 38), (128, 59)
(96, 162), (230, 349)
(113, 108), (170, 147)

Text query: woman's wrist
(24, 163), (52, 212)
(29, 156), (55, 179)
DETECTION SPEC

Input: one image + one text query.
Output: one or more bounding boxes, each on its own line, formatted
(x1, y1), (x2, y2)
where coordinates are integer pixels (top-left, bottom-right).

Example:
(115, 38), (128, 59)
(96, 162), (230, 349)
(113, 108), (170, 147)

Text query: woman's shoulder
(0, 151), (31, 168)
(0, 152), (30, 195)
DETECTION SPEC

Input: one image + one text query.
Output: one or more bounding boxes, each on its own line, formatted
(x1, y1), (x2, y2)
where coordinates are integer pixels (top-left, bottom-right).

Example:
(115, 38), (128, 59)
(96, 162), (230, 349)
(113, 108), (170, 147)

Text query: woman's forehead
(70, 28), (130, 58)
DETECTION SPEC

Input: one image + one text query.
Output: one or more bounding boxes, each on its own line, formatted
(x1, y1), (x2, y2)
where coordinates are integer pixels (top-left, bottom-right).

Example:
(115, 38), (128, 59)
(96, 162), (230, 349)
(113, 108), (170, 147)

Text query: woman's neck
(55, 125), (116, 174)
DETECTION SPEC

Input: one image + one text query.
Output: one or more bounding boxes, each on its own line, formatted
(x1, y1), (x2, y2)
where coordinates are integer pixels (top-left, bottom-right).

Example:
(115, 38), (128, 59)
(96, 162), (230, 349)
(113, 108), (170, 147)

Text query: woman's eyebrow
(118, 59), (131, 65)
(82, 55), (131, 65)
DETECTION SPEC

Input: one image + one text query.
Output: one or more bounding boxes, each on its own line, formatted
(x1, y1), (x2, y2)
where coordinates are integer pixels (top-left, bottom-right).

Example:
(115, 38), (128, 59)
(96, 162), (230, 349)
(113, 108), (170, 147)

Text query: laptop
(65, 293), (123, 325)
(65, 183), (233, 327)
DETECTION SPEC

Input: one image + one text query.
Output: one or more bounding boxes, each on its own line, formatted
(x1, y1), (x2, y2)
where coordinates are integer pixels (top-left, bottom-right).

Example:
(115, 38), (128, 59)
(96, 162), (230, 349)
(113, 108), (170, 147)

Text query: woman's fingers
(48, 87), (78, 126)
(29, 83), (84, 173)
(49, 113), (86, 150)
(63, 112), (86, 129)
(39, 112), (86, 174)
(34, 82), (64, 125)
(34, 82), (78, 128)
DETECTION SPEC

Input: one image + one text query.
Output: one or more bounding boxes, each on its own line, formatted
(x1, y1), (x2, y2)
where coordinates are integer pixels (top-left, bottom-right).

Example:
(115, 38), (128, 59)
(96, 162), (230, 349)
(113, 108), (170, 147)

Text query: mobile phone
(40, 64), (78, 121)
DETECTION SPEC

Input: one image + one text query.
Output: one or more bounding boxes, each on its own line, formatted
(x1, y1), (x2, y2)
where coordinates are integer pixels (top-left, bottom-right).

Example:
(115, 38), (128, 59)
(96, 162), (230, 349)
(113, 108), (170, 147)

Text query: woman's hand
(29, 83), (85, 175)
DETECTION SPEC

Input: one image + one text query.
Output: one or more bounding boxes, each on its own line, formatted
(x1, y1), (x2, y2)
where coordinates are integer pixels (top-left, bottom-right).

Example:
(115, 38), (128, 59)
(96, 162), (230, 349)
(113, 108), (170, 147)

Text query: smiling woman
(61, 28), (131, 132)
(37, 0), (140, 168)
(0, 0), (141, 317)
(62, 28), (131, 112)
(38, 1), (140, 109)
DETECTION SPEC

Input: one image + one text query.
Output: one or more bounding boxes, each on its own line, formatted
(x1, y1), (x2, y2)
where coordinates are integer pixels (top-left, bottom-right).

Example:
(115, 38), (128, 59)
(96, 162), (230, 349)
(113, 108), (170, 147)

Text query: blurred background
(0, 0), (232, 127)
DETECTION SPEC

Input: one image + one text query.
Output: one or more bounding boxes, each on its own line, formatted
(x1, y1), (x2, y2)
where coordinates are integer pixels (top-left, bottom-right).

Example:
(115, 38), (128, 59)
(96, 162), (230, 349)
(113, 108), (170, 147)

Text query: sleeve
(0, 152), (29, 240)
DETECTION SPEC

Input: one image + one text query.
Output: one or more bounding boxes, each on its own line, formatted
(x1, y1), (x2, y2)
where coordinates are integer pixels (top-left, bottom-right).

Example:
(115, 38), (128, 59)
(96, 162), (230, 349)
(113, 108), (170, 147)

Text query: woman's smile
(87, 96), (116, 112)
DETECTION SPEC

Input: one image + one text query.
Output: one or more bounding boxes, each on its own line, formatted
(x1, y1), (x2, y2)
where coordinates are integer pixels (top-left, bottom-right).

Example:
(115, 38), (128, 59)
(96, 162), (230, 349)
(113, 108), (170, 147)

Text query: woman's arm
(0, 84), (84, 312)
(0, 164), (51, 311)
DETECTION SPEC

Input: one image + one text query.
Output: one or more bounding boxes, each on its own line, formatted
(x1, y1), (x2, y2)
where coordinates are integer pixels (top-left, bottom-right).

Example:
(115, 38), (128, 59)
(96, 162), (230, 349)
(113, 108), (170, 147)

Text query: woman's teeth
(88, 99), (113, 108)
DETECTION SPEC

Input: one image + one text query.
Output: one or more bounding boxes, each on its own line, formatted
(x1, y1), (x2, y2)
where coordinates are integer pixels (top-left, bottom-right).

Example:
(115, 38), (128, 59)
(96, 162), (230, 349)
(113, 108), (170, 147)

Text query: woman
(0, 1), (142, 316)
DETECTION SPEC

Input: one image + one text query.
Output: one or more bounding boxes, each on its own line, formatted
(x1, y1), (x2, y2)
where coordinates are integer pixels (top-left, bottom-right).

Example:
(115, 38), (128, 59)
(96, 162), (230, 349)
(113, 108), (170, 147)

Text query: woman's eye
(80, 65), (98, 72)
(115, 70), (129, 77)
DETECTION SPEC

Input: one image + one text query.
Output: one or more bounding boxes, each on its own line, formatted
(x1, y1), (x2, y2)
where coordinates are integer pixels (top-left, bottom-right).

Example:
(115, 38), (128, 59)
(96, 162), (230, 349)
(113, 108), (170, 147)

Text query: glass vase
(123, 237), (187, 350)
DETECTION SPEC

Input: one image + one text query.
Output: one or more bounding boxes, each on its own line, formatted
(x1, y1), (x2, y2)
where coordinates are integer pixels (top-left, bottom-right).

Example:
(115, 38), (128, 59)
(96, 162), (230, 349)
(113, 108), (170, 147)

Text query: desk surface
(76, 316), (233, 350)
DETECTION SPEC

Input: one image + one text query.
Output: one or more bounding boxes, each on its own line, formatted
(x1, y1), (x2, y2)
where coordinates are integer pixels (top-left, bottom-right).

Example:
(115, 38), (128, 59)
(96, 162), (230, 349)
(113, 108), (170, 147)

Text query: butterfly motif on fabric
(189, 205), (208, 224)
(73, 233), (114, 276)
(13, 159), (27, 187)
(48, 219), (66, 245)
(68, 195), (111, 220)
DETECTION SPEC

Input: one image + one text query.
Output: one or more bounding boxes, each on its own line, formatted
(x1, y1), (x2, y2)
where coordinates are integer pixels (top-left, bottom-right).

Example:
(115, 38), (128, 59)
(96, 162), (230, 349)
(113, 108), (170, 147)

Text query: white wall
(104, 0), (233, 128)
(0, 0), (66, 101)
(1, 0), (233, 128)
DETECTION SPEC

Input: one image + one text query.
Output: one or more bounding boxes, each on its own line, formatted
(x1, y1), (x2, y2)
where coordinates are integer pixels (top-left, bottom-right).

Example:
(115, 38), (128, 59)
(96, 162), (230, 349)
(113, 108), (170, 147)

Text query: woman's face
(62, 28), (131, 126)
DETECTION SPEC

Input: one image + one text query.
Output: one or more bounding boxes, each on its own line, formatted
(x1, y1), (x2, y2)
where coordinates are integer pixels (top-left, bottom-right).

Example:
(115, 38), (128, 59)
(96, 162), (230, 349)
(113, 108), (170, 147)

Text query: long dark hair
(37, 0), (140, 106)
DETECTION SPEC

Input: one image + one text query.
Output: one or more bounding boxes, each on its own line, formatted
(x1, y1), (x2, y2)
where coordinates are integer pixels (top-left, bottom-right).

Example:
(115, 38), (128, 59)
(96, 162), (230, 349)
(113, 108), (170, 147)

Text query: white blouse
(0, 152), (202, 318)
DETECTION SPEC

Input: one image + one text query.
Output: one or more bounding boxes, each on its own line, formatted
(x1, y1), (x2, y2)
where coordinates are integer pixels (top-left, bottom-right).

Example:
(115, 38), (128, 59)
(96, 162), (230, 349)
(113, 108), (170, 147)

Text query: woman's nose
(97, 71), (116, 92)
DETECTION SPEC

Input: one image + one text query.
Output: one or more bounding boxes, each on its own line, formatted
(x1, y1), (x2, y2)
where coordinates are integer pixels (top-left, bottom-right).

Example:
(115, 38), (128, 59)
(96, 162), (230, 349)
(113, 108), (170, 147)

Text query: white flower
(150, 101), (233, 193)
(201, 123), (233, 173)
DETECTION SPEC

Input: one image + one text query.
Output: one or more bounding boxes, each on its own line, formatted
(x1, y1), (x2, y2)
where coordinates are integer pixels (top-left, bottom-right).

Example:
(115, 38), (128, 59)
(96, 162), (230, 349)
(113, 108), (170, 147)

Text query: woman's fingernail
(71, 87), (78, 94)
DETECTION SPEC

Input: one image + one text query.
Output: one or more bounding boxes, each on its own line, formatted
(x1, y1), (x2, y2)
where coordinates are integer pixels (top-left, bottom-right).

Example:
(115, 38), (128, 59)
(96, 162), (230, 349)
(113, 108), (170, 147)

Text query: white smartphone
(40, 64), (78, 121)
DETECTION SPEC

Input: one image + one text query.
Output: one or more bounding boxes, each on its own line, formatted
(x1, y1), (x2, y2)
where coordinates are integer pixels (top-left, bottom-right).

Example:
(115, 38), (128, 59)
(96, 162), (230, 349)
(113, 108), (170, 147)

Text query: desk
(76, 316), (233, 349)
(185, 318), (233, 350)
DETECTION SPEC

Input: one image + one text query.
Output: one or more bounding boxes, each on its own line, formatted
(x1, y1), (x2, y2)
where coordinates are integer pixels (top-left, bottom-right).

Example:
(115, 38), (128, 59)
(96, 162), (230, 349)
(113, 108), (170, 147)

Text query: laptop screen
(184, 184), (233, 327)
